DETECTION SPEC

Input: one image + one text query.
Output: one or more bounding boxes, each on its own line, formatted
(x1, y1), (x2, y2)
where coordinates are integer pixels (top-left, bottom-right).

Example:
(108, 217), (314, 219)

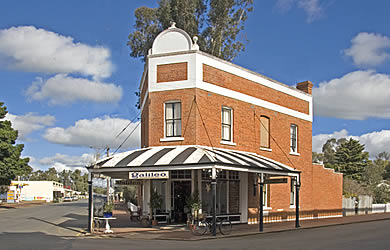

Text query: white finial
(192, 36), (199, 50)
(169, 21), (176, 29)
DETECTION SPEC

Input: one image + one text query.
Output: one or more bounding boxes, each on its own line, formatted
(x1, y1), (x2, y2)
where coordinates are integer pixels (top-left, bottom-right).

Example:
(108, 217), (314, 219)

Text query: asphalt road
(1, 201), (389, 250)
(0, 199), (87, 237)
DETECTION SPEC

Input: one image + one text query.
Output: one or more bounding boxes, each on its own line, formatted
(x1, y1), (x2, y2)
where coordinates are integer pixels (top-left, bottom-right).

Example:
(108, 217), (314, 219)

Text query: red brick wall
(157, 62), (188, 83)
(312, 163), (343, 212)
(203, 64), (310, 115)
(142, 58), (342, 221)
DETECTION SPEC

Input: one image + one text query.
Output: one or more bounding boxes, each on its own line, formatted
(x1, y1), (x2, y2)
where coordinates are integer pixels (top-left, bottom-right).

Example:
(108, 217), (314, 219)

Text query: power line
(114, 121), (141, 153)
(254, 111), (297, 170)
(194, 97), (214, 149)
(181, 96), (196, 145)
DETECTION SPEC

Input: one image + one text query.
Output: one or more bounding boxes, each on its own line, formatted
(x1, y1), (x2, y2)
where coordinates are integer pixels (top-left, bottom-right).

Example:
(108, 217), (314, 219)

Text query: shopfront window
(201, 170), (240, 215)
(152, 180), (167, 211)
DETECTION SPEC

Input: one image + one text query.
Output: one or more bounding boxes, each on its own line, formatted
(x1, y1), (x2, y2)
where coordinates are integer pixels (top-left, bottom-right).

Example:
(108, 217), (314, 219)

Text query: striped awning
(90, 145), (299, 176)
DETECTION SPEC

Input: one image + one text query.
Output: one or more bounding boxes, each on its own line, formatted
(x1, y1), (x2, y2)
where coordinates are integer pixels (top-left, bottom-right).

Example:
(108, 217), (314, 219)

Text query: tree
(127, 0), (253, 61)
(321, 138), (347, 169)
(334, 138), (369, 182)
(343, 177), (368, 198)
(312, 152), (323, 163)
(0, 102), (31, 185)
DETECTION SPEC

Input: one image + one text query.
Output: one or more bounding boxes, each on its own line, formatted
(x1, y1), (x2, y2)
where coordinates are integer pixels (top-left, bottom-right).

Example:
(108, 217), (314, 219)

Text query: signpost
(264, 178), (288, 184)
(116, 180), (143, 185)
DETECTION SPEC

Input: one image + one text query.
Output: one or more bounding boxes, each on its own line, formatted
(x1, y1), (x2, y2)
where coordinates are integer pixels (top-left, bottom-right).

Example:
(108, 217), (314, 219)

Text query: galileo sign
(129, 171), (169, 179)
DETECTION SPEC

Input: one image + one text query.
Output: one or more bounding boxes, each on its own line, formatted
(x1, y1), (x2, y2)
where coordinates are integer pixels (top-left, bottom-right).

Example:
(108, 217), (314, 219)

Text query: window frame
(164, 101), (182, 138)
(221, 106), (233, 142)
(290, 124), (298, 153)
(290, 178), (296, 206)
(260, 116), (270, 149)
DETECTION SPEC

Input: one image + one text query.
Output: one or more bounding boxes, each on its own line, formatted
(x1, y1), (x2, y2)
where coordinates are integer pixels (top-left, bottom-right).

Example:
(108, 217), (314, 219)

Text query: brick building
(90, 25), (343, 226)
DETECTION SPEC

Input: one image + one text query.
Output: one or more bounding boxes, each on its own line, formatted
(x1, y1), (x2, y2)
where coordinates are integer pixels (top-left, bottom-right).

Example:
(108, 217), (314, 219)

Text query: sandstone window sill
(160, 137), (184, 142)
(289, 152), (300, 156)
(260, 147), (272, 152)
(220, 140), (237, 146)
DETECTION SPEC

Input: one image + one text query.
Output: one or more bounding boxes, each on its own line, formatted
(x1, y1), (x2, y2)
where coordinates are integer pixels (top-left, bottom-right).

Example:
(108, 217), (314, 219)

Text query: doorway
(171, 181), (191, 224)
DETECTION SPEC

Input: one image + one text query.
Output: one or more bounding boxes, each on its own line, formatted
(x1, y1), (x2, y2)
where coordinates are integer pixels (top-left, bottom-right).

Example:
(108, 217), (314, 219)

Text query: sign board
(129, 171), (169, 180)
(116, 180), (143, 185)
(7, 191), (15, 203)
(265, 178), (288, 184)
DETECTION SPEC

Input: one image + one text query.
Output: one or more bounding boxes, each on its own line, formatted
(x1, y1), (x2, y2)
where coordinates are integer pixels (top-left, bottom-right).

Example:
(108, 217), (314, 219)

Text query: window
(201, 170), (240, 215)
(290, 124), (298, 153)
(165, 102), (181, 137)
(290, 179), (296, 206)
(221, 107), (232, 141)
(260, 116), (270, 148)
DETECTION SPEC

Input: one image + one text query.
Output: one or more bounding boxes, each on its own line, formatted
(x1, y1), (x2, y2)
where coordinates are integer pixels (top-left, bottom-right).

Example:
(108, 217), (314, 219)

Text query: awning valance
(89, 145), (299, 177)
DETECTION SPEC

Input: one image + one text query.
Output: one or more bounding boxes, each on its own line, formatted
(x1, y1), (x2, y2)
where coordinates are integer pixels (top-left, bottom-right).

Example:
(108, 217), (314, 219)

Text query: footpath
(87, 211), (390, 241)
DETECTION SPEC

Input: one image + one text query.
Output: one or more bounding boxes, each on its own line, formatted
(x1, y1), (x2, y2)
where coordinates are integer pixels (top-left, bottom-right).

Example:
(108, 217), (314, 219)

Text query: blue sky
(1, 0), (389, 172)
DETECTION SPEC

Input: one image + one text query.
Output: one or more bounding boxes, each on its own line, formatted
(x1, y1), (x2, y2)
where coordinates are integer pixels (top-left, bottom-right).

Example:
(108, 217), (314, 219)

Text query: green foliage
(186, 190), (201, 211)
(149, 189), (163, 216)
(0, 102), (31, 185)
(321, 138), (347, 169)
(312, 152), (324, 163)
(121, 185), (138, 205)
(334, 138), (369, 182)
(127, 0), (253, 61)
(103, 201), (114, 212)
(372, 184), (390, 203)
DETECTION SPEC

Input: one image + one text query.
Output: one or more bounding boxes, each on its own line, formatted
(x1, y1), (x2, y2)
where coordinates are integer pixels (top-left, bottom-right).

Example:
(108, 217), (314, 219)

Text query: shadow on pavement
(28, 213), (87, 234)
(0, 232), (74, 250)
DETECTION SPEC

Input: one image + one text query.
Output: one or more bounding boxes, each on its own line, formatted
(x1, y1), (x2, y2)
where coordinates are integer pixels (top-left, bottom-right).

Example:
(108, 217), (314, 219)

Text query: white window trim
(160, 137), (184, 142)
(290, 179), (296, 206)
(290, 124), (298, 154)
(260, 147), (272, 152)
(221, 106), (234, 143)
(163, 100), (182, 139)
(220, 140), (236, 146)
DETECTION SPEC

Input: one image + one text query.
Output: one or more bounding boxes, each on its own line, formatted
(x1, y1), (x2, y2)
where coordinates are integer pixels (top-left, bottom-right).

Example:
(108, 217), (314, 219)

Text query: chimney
(296, 81), (313, 94)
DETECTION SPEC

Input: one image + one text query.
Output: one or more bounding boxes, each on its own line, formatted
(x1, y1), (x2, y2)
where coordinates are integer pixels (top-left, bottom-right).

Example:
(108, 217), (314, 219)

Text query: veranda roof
(89, 145), (299, 178)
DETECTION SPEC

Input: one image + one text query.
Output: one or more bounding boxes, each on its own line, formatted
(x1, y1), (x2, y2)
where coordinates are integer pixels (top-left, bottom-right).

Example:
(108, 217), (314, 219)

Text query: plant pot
(103, 212), (112, 218)
(152, 219), (159, 226)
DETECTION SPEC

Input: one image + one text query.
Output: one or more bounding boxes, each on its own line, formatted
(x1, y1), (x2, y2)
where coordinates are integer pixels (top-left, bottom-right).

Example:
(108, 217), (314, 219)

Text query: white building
(10, 181), (65, 202)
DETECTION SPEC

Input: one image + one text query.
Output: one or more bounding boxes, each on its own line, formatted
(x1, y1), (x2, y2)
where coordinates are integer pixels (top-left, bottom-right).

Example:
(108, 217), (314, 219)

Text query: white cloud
(344, 32), (390, 67)
(26, 74), (122, 105)
(43, 116), (140, 150)
(4, 112), (55, 140)
(275, 0), (323, 22)
(312, 129), (349, 153)
(27, 153), (92, 173)
(0, 26), (113, 79)
(38, 153), (94, 167)
(298, 0), (323, 22)
(313, 129), (390, 158)
(313, 70), (390, 120)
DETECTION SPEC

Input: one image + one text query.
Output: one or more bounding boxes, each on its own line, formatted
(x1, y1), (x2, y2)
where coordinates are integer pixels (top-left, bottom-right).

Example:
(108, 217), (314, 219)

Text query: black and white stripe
(94, 145), (298, 174)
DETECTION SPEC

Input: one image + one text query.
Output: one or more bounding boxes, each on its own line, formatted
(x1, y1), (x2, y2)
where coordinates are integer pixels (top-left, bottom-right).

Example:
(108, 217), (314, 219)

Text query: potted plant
(186, 191), (201, 229)
(103, 202), (113, 218)
(149, 189), (163, 226)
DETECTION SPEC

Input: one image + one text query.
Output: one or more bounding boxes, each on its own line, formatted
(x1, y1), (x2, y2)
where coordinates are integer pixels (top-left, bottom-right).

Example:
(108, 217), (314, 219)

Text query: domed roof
(150, 22), (198, 55)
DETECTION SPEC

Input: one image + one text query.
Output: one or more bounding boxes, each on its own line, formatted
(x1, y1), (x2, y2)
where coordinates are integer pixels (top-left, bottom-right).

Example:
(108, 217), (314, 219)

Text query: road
(1, 200), (389, 250)
(0, 200), (87, 237)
